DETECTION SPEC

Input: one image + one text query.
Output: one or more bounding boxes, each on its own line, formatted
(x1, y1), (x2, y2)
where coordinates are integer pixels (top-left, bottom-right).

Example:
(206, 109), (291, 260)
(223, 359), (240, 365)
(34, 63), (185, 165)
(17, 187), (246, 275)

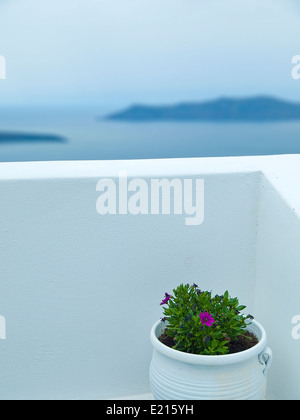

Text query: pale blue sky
(0, 0), (299, 106)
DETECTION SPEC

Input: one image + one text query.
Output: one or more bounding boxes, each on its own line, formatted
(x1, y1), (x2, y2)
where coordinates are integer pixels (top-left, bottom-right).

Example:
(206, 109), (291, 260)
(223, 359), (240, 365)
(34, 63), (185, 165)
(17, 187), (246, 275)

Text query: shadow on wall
(254, 175), (300, 400)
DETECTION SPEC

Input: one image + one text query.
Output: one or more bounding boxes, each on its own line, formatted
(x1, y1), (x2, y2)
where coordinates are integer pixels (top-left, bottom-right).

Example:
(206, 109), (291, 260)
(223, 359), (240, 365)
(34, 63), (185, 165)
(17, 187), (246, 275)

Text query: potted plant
(149, 283), (272, 400)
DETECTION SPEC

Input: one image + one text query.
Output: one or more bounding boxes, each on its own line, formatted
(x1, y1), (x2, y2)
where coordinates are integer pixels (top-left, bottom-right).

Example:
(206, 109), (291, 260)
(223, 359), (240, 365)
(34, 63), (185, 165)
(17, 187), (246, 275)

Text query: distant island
(0, 131), (66, 143)
(105, 96), (300, 122)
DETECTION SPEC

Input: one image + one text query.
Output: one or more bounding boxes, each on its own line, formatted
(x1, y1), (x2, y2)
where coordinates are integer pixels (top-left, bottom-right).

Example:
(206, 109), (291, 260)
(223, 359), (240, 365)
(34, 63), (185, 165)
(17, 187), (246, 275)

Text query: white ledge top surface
(0, 154), (299, 179)
(0, 154), (300, 218)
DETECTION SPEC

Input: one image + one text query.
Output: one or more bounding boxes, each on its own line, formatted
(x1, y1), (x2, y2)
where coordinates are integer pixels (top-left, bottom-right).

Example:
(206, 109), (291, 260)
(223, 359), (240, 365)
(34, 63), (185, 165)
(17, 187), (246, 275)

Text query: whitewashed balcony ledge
(0, 155), (300, 400)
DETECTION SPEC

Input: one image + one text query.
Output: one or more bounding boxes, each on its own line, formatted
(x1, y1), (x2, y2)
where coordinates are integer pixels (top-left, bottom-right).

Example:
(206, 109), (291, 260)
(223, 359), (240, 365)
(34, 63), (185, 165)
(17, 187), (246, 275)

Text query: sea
(0, 105), (300, 162)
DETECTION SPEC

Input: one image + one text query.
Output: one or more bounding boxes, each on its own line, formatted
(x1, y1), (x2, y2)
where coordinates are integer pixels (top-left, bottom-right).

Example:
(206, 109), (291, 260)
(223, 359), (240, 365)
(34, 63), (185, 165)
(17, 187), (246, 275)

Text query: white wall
(1, 155), (300, 400)
(0, 159), (260, 399)
(255, 176), (300, 400)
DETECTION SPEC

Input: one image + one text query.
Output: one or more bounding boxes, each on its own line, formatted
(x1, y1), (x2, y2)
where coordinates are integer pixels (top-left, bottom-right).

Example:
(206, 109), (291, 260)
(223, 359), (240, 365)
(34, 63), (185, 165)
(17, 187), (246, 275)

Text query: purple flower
(160, 292), (171, 305)
(199, 311), (215, 327)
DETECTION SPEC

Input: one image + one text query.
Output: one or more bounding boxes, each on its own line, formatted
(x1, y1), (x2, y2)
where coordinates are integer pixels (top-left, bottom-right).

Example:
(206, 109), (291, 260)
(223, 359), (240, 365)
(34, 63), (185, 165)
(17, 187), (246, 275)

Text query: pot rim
(150, 318), (268, 366)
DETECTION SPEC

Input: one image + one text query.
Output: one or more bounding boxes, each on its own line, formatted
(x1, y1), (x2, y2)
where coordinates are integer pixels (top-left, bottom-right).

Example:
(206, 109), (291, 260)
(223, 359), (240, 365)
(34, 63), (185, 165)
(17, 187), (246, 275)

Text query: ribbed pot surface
(149, 319), (272, 400)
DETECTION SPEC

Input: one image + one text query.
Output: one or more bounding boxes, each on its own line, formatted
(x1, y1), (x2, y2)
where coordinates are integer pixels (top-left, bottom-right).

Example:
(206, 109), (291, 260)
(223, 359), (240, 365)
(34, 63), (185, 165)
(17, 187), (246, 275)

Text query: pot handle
(258, 347), (273, 376)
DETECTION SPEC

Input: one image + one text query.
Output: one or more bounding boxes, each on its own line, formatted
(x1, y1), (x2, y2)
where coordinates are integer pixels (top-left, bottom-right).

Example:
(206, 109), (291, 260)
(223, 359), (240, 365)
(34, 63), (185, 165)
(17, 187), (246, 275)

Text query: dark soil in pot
(158, 329), (258, 355)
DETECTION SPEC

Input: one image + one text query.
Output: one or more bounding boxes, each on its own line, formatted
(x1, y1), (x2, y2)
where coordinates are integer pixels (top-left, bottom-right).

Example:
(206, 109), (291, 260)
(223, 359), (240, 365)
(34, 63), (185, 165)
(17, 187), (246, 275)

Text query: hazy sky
(0, 0), (300, 106)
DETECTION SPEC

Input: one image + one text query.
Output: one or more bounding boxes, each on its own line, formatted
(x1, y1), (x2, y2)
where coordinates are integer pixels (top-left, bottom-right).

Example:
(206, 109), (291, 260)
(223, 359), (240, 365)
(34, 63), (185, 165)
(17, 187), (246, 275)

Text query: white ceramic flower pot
(150, 319), (272, 400)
